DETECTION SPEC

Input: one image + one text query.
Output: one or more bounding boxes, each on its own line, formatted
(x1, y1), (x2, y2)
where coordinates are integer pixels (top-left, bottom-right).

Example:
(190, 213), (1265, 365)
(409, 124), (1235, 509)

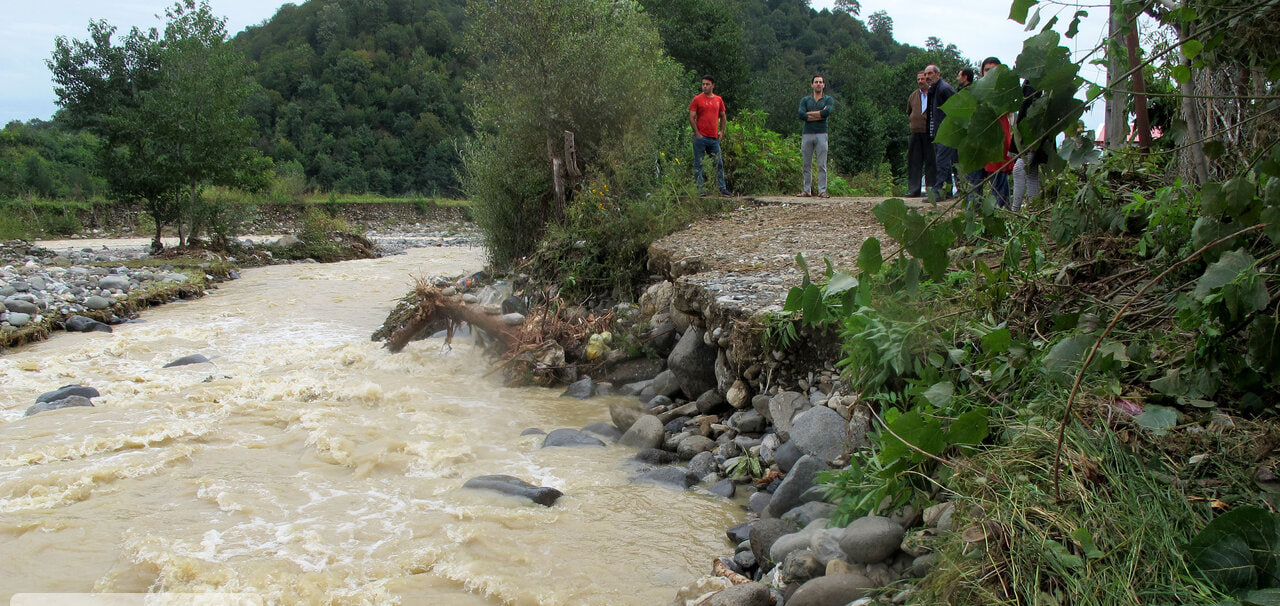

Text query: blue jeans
(933, 143), (958, 199)
(693, 136), (727, 194)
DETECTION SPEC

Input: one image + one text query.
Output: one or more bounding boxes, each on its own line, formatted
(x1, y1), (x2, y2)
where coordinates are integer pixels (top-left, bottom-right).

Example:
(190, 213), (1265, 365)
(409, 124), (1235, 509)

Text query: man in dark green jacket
(797, 75), (834, 197)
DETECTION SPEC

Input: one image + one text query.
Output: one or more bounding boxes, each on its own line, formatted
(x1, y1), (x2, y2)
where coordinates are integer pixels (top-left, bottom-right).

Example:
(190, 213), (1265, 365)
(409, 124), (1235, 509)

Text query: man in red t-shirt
(688, 75), (730, 196)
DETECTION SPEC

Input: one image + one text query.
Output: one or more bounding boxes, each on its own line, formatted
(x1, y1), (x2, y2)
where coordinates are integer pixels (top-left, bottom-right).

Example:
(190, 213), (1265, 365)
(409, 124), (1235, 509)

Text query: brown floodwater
(0, 246), (741, 605)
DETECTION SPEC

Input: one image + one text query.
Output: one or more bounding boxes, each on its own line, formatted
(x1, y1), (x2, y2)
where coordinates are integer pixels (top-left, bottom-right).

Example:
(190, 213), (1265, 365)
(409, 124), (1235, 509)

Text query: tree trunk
(1105, 0), (1130, 150)
(1125, 17), (1152, 150)
(1175, 23), (1210, 184)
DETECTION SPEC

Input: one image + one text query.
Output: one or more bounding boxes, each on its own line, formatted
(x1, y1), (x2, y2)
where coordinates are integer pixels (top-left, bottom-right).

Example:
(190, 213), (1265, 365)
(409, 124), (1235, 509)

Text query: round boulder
(541, 428), (606, 448)
(785, 573), (876, 606)
(706, 582), (771, 606)
(838, 516), (905, 564)
(618, 415), (664, 450)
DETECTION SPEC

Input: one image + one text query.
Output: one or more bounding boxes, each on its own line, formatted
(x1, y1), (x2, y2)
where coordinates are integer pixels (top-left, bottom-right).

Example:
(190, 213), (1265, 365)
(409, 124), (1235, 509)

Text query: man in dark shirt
(796, 75), (835, 197)
(906, 71), (933, 197)
(924, 64), (958, 201)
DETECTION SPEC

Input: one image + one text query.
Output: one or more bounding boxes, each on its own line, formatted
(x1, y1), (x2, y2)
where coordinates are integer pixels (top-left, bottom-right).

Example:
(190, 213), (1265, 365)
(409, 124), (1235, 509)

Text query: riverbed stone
(769, 390), (811, 442)
(726, 379), (750, 409)
(461, 475), (563, 506)
(689, 451), (716, 479)
(727, 522), (752, 544)
(710, 477), (736, 498)
(36, 384), (100, 403)
(541, 428), (605, 448)
(676, 434), (715, 459)
(727, 409), (765, 434)
(733, 550), (757, 572)
(774, 441), (803, 473)
(782, 501), (836, 527)
(99, 275), (131, 291)
(619, 414), (664, 450)
(769, 519), (829, 565)
(715, 349), (735, 394)
(25, 395), (94, 417)
(6, 312), (31, 327)
(838, 516), (905, 564)
(632, 467), (697, 489)
(4, 298), (39, 315)
(162, 353), (212, 368)
(706, 582), (771, 606)
(560, 377), (595, 399)
(501, 312), (525, 326)
(752, 394), (773, 420)
(812, 528), (847, 565)
(764, 455), (828, 519)
(609, 402), (644, 433)
(580, 422), (621, 443)
(633, 448), (678, 465)
(64, 315), (112, 333)
(84, 296), (112, 310)
(791, 406), (851, 464)
(696, 389), (728, 415)
(748, 491), (772, 515)
(750, 518), (797, 569)
(605, 358), (665, 385)
(786, 574), (876, 606)
(782, 549), (825, 585)
(667, 326), (718, 399)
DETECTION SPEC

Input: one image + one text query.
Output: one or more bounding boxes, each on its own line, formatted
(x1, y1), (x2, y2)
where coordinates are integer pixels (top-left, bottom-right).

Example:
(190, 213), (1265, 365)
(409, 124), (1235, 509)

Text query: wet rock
(774, 441), (803, 473)
(791, 406), (851, 464)
(727, 522), (752, 544)
(605, 358), (665, 385)
(839, 516), (905, 564)
(25, 395), (94, 417)
(560, 377), (596, 399)
(609, 402), (644, 433)
(689, 451), (717, 479)
(632, 467), (697, 489)
(644, 317), (678, 356)
(763, 455), (827, 518)
(541, 428), (606, 448)
(749, 491), (772, 515)
(162, 353), (212, 368)
(727, 409), (765, 434)
(706, 581), (771, 606)
(580, 422), (621, 443)
(750, 518), (797, 570)
(619, 415), (664, 450)
(667, 326), (718, 399)
(781, 549), (824, 584)
(676, 434), (715, 459)
(710, 478), (737, 498)
(782, 502), (836, 527)
(36, 384), (100, 403)
(633, 448), (679, 466)
(462, 475), (562, 506)
(64, 315), (111, 333)
(519, 428), (546, 436)
(785, 574), (876, 606)
(645, 394), (673, 410)
(733, 550), (757, 572)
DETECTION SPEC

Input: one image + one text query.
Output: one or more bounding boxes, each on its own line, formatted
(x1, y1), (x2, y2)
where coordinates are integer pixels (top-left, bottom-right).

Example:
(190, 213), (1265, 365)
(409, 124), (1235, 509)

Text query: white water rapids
(0, 246), (741, 605)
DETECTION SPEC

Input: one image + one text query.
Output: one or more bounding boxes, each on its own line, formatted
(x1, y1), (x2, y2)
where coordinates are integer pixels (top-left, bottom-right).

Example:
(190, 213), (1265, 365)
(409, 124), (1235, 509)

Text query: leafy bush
(721, 110), (802, 194)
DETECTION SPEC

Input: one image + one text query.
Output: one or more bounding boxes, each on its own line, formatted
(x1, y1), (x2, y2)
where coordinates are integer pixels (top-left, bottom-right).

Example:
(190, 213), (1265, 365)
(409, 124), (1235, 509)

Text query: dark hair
(812, 74), (825, 83)
(982, 56), (1001, 68)
(959, 67), (975, 82)
(701, 74), (715, 84)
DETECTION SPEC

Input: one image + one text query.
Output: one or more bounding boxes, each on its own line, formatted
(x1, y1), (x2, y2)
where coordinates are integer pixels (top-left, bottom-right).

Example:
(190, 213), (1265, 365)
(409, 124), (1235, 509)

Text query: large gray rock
(785, 574), (876, 606)
(25, 395), (94, 417)
(727, 409), (766, 434)
(36, 384), (100, 403)
(768, 391), (811, 442)
(769, 522), (828, 565)
(791, 406), (851, 464)
(541, 428), (606, 448)
(560, 377), (596, 399)
(98, 275), (131, 291)
(749, 518), (797, 570)
(774, 441), (803, 473)
(605, 358), (665, 385)
(632, 467), (697, 489)
(84, 296), (112, 310)
(782, 501), (836, 527)
(643, 317), (678, 356)
(751, 394), (773, 420)
(676, 434), (715, 460)
(715, 348), (735, 394)
(838, 516), (905, 564)
(695, 389), (728, 415)
(6, 312), (30, 327)
(811, 527), (847, 565)
(667, 326), (718, 399)
(710, 477), (736, 498)
(781, 549), (824, 585)
(763, 455), (827, 518)
(461, 475), (562, 506)
(64, 315), (111, 333)
(633, 448), (678, 466)
(162, 354), (212, 368)
(650, 369), (683, 398)
(689, 451), (717, 479)
(706, 582), (771, 606)
(609, 402), (644, 433)
(618, 415), (664, 450)
(4, 298), (39, 315)
(581, 422), (621, 443)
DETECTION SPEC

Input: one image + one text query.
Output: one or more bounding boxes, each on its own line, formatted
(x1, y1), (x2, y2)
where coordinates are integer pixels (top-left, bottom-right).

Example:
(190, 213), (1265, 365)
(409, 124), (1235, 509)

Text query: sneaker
(720, 190), (733, 197)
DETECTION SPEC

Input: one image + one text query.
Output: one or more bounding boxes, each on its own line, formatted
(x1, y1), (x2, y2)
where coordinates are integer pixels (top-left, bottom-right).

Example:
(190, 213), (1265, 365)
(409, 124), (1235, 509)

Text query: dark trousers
(907, 132), (935, 196)
(933, 143), (958, 198)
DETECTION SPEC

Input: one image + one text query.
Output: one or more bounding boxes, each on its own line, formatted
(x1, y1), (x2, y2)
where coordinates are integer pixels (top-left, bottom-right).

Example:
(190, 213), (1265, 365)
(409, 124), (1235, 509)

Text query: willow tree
(462, 0), (682, 264)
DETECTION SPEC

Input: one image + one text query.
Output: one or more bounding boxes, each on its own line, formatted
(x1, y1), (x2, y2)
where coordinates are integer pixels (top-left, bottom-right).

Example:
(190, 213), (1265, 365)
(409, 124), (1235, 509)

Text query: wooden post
(563, 130), (581, 191)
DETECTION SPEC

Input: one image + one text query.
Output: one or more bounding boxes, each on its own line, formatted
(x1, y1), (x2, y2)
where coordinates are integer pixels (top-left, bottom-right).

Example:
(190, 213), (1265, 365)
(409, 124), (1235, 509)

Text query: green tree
(462, 0), (682, 264)
(48, 0), (269, 250)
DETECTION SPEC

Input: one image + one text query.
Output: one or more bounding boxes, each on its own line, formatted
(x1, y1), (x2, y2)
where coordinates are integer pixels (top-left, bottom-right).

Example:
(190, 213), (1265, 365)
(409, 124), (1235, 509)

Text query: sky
(0, 0), (1109, 125)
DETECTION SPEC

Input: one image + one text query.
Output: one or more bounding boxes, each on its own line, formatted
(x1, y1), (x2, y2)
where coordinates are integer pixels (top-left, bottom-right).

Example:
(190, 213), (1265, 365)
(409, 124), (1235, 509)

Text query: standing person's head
(957, 67), (975, 87)
(811, 74), (825, 96)
(701, 75), (716, 95)
(980, 57), (1001, 77)
(924, 64), (941, 84)
(916, 71), (928, 91)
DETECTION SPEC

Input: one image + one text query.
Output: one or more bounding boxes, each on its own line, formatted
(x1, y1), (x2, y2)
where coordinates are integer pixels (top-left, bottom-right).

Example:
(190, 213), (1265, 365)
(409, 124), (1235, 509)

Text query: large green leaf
(1043, 334), (1092, 383)
(858, 237), (883, 275)
(878, 410), (945, 464)
(1009, 0), (1039, 23)
(982, 327), (1012, 354)
(922, 381), (954, 407)
(826, 272), (858, 297)
(1195, 250), (1269, 318)
(1187, 507), (1280, 593)
(1135, 404), (1178, 435)
(947, 408), (989, 445)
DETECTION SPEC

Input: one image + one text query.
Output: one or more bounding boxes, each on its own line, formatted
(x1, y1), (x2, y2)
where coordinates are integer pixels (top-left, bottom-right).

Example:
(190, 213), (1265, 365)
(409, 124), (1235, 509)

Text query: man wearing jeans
(924, 64), (957, 201)
(688, 75), (730, 196)
(797, 75), (834, 197)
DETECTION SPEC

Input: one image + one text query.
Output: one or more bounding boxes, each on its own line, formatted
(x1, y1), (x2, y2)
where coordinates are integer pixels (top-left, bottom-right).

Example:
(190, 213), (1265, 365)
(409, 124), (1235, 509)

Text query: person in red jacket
(688, 75), (730, 197)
